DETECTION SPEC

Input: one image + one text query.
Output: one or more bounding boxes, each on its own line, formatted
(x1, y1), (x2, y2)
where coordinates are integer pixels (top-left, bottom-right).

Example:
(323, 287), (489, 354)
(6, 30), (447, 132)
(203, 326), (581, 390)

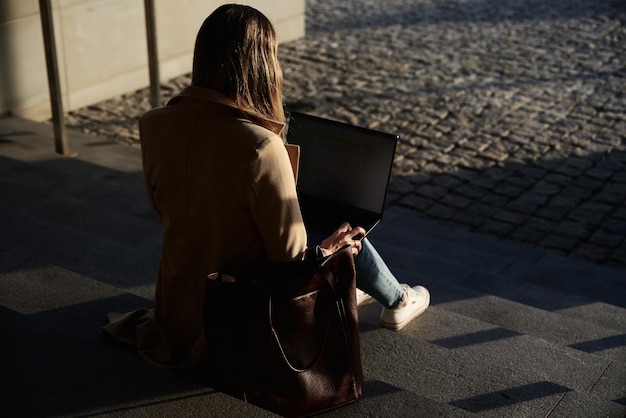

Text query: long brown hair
(192, 4), (285, 127)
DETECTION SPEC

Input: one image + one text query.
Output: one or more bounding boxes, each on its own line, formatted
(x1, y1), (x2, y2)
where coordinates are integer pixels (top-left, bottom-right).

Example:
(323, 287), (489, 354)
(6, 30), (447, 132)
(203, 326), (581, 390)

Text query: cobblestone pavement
(66, 0), (626, 271)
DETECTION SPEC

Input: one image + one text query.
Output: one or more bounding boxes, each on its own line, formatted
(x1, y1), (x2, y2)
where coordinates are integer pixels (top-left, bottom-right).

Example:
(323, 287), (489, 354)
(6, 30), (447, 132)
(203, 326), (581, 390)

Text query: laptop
(286, 112), (398, 243)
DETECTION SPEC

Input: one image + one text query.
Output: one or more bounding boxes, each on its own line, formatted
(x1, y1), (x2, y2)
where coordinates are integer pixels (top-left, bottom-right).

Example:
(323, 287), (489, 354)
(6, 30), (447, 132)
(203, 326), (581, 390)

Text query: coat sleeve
(245, 134), (308, 262)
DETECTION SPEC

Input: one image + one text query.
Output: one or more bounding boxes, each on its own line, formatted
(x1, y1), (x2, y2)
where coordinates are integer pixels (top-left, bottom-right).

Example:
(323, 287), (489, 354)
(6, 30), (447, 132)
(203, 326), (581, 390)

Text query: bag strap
(269, 266), (335, 373)
(268, 248), (354, 372)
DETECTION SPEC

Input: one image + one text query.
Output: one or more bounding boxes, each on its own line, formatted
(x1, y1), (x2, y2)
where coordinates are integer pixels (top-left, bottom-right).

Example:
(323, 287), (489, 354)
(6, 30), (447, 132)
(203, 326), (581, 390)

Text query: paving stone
(539, 233), (580, 250)
(571, 243), (612, 263)
(553, 220), (595, 240)
(396, 194), (434, 212)
(479, 220), (516, 237)
(511, 225), (547, 244)
(441, 194), (473, 209)
(590, 230), (625, 247)
(536, 205), (570, 221)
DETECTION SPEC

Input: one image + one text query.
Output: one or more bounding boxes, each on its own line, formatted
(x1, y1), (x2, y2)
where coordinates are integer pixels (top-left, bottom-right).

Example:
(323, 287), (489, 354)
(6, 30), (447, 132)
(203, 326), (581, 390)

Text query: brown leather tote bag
(203, 248), (363, 417)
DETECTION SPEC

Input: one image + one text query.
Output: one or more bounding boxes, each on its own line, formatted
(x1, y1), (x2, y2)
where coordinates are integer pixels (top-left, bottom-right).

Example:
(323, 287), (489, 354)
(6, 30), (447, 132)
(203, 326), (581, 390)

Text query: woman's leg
(354, 238), (405, 309)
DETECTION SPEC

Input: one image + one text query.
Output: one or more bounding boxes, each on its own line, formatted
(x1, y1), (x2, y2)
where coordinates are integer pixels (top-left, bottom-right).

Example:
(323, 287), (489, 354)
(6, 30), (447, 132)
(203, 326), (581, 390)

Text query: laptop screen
(287, 112), (398, 231)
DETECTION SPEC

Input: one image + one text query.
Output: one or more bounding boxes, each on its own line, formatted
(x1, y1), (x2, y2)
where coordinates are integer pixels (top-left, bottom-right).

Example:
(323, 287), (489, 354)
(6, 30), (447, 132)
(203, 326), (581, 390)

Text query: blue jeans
(309, 232), (405, 309)
(354, 238), (405, 309)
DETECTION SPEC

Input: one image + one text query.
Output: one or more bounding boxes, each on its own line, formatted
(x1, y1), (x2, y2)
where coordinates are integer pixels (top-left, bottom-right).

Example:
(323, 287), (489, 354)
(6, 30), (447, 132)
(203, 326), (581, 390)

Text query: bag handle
(269, 266), (335, 373)
(268, 247), (354, 373)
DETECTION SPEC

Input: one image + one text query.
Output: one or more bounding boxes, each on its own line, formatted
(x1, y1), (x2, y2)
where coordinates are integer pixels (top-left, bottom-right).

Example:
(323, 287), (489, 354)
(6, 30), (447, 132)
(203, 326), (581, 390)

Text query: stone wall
(0, 0), (304, 121)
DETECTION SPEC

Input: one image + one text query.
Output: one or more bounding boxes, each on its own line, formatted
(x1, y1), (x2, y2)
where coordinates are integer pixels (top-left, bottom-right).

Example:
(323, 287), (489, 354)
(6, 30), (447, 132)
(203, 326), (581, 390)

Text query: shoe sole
(379, 289), (430, 331)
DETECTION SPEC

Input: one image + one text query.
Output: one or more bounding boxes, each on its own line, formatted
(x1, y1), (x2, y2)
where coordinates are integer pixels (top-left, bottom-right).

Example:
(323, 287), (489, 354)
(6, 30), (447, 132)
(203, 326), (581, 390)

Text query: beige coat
(104, 86), (309, 373)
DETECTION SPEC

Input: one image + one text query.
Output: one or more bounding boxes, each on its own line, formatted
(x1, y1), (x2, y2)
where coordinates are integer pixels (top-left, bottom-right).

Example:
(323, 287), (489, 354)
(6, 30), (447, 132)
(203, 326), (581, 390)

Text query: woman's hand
(320, 222), (367, 255)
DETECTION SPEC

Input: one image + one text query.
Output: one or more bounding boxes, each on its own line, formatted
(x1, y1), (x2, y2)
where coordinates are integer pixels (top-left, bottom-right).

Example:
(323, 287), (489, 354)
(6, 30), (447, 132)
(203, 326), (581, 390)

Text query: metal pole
(144, 0), (160, 108)
(38, 0), (70, 155)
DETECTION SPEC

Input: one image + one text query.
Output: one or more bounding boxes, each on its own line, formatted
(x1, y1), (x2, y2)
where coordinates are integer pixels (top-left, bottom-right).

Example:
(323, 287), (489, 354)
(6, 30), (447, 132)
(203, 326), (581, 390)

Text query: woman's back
(139, 86), (307, 362)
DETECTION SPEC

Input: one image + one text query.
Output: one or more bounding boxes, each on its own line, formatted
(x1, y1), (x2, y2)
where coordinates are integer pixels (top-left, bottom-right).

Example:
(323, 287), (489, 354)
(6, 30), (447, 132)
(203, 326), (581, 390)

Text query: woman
(104, 4), (429, 376)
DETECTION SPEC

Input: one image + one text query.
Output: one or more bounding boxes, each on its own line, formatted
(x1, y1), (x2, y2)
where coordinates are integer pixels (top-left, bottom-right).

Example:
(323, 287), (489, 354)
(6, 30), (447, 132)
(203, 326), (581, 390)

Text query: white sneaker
(356, 289), (373, 306)
(380, 284), (430, 331)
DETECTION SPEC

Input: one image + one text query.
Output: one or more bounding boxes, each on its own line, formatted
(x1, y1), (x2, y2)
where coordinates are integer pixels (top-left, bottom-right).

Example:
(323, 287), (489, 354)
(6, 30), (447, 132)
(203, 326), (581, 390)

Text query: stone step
(0, 116), (143, 173)
(2, 178), (160, 249)
(3, 263), (623, 417)
(0, 265), (276, 418)
(375, 243), (626, 341)
(3, 261), (622, 417)
(370, 209), (626, 313)
(369, 218), (626, 351)
(357, 299), (625, 416)
(0, 263), (475, 417)
(0, 116), (158, 228)
(1, 206), (159, 300)
(430, 280), (626, 363)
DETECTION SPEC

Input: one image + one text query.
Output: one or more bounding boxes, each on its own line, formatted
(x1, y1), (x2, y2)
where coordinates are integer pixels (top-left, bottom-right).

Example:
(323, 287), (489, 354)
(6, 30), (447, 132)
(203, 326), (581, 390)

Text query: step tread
(370, 221), (626, 314)
(1, 207), (159, 299)
(1, 178), (160, 249)
(0, 263), (473, 418)
(358, 303), (624, 415)
(2, 262), (621, 417)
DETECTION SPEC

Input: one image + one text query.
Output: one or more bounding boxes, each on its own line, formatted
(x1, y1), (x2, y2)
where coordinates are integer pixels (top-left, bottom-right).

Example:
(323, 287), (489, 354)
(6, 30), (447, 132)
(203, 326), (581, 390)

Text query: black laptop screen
(287, 112), (398, 215)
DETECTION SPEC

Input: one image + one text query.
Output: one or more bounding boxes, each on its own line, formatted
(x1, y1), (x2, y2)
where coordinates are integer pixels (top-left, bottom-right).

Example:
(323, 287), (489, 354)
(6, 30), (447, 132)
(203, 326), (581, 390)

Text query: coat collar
(168, 86), (285, 135)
